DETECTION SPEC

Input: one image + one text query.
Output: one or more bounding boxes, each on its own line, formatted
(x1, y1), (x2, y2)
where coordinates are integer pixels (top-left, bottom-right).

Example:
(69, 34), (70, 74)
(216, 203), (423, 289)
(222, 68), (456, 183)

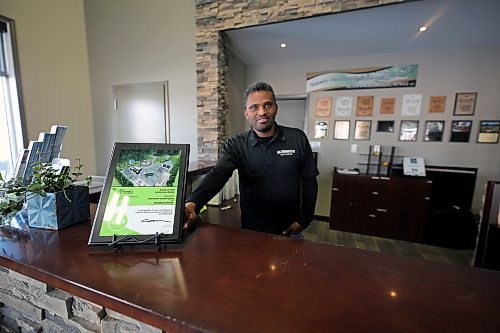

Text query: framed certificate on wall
(89, 143), (190, 246)
(453, 92), (477, 116)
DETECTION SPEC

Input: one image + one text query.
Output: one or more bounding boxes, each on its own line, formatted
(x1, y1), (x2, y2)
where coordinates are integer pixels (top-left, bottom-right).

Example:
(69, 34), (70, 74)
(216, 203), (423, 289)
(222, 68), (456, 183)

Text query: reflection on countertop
(1, 208), (500, 332)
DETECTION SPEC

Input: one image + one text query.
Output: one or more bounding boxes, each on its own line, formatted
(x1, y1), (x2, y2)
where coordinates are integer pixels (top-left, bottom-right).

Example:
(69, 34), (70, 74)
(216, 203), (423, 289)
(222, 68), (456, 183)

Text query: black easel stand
(108, 233), (165, 252)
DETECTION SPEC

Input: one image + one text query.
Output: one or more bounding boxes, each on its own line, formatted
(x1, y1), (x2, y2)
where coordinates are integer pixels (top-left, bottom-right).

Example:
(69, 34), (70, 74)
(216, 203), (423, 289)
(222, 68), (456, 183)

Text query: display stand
(359, 145), (397, 176)
(108, 233), (164, 249)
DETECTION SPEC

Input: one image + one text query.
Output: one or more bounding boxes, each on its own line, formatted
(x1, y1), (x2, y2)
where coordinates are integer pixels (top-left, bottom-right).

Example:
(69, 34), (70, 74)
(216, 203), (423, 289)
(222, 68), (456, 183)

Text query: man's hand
(282, 222), (303, 236)
(184, 202), (198, 231)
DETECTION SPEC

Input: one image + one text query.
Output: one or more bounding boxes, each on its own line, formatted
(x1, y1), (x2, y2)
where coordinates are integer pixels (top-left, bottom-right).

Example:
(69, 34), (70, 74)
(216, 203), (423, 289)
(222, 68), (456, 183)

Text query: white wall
(0, 0), (96, 175)
(246, 45), (500, 214)
(84, 0), (198, 174)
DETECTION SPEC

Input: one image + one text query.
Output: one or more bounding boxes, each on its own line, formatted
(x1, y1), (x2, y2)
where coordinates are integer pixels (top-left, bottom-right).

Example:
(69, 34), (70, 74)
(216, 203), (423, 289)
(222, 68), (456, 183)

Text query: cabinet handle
(376, 208), (388, 213)
(369, 214), (376, 218)
(332, 188), (339, 191)
(372, 191), (379, 195)
(371, 176), (380, 180)
(380, 177), (390, 180)
(425, 197), (430, 200)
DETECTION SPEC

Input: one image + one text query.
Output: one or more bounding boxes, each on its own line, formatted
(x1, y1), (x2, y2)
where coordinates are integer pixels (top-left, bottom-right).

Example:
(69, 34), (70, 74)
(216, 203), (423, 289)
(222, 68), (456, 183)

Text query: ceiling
(226, 0), (500, 66)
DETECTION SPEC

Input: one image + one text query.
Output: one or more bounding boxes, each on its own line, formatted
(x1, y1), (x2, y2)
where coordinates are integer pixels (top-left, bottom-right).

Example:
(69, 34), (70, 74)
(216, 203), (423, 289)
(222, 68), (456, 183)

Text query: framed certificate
(335, 96), (353, 117)
(380, 97), (396, 114)
(401, 94), (422, 116)
(333, 120), (350, 140)
(356, 96), (374, 116)
(316, 97), (332, 117)
(428, 96), (446, 113)
(89, 143), (190, 246)
(453, 92), (477, 116)
(354, 120), (372, 140)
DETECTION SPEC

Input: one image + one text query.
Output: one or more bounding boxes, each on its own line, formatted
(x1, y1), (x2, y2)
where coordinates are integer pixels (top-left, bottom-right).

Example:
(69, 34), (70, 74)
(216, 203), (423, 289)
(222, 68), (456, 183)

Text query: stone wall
(194, 0), (407, 165)
(0, 267), (162, 333)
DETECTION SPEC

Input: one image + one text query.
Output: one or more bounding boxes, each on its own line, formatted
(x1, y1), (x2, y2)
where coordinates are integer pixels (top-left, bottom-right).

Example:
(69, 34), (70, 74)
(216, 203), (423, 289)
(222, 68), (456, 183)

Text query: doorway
(275, 97), (307, 132)
(113, 81), (169, 143)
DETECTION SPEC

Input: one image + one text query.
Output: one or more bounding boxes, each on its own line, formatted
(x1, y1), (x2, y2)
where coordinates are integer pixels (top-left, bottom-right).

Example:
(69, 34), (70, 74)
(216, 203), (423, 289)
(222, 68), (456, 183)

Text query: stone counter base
(0, 267), (162, 333)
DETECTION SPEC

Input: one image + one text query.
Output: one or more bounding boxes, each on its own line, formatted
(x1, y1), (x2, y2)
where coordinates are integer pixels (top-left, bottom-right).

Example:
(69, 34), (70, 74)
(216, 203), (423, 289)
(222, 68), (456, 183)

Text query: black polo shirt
(188, 124), (319, 234)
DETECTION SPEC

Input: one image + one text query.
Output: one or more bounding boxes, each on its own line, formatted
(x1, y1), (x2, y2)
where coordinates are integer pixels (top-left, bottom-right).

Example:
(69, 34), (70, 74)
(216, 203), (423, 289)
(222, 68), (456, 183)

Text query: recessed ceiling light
(280, 42), (287, 48)
(419, 26), (427, 32)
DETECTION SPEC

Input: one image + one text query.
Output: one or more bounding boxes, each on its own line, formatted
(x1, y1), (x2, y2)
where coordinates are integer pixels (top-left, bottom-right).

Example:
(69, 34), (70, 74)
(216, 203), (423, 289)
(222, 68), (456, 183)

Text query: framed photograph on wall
(354, 120), (372, 140)
(399, 120), (419, 142)
(314, 121), (329, 138)
(450, 120), (472, 142)
(377, 120), (395, 133)
(477, 120), (500, 143)
(89, 142), (190, 246)
(453, 92), (477, 116)
(424, 120), (445, 142)
(333, 120), (350, 140)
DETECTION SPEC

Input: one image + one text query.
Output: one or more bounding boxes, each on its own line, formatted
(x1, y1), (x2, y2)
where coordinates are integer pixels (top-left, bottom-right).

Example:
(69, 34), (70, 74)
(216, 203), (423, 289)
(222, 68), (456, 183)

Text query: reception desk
(1, 211), (500, 332)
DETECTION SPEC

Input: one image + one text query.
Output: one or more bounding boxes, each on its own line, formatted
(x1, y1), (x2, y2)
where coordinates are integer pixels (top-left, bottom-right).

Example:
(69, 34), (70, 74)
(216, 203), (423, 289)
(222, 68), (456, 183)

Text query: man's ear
(244, 109), (249, 120)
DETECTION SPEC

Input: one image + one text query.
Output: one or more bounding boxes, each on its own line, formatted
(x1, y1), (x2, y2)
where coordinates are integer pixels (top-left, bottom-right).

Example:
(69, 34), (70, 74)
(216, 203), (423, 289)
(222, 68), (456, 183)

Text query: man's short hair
(243, 82), (276, 107)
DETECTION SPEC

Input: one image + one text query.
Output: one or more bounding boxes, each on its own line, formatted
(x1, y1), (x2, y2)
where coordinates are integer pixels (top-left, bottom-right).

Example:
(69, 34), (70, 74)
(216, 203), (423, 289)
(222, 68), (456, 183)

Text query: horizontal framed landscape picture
(477, 120), (500, 143)
(89, 143), (190, 246)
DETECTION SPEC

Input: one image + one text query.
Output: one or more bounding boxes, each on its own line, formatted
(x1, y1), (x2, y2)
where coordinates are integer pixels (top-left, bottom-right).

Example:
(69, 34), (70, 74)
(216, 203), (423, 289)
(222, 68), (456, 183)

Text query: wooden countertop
(1, 212), (500, 332)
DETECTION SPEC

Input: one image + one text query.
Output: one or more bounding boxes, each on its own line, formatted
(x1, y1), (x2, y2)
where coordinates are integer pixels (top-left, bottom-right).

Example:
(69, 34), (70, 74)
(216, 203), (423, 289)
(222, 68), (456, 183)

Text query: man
(185, 82), (318, 236)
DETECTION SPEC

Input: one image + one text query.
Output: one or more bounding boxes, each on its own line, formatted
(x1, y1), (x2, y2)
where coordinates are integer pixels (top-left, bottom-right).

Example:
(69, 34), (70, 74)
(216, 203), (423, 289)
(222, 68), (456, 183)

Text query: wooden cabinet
(473, 181), (500, 270)
(329, 174), (432, 242)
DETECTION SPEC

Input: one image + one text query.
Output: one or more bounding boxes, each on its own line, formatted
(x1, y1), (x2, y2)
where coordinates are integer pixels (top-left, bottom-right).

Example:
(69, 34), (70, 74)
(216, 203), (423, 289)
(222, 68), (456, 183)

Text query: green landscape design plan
(99, 148), (182, 236)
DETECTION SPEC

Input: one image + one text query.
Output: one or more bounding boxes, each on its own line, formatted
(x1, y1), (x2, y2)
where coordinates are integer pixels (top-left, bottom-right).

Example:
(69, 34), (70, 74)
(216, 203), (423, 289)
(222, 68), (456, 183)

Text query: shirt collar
(248, 123), (286, 147)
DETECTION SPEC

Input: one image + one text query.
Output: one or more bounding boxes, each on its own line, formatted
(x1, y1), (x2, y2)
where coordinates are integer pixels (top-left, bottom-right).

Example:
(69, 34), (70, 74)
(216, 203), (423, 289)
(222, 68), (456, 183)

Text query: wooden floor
(202, 197), (474, 267)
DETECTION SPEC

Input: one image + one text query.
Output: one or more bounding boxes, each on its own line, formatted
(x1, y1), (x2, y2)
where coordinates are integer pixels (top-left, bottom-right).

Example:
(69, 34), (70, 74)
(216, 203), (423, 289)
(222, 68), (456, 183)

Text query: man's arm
(184, 140), (238, 228)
